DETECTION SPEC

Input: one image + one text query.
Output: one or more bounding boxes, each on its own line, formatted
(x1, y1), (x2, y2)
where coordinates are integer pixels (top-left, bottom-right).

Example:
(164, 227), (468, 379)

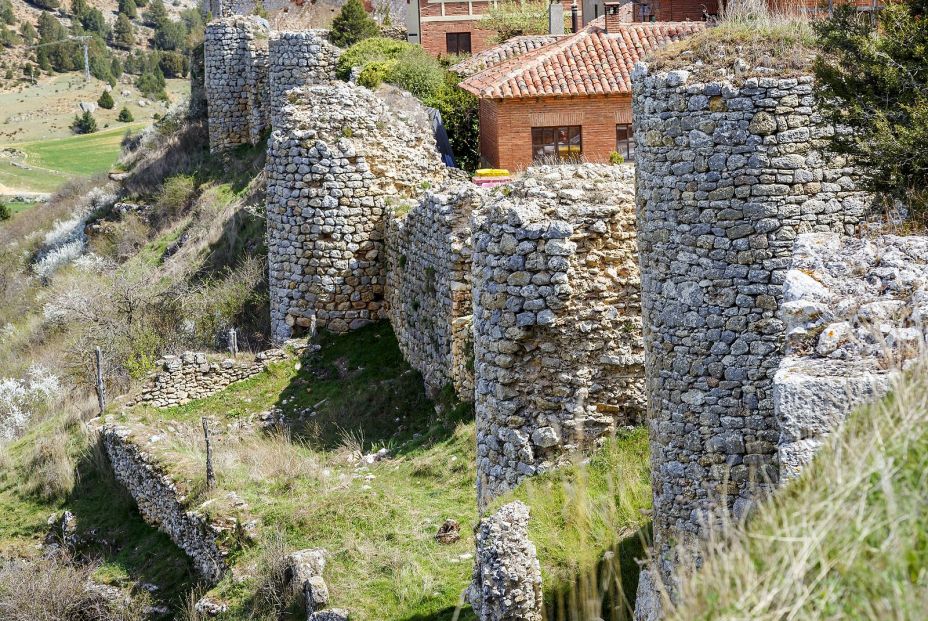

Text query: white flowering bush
(0, 366), (61, 441)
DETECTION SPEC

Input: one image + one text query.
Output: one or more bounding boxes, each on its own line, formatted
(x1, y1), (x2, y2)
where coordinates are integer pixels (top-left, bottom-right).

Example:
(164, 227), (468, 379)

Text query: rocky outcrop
(468, 501), (543, 621)
(774, 233), (928, 478)
(472, 164), (644, 505)
(130, 349), (288, 408)
(99, 426), (230, 583)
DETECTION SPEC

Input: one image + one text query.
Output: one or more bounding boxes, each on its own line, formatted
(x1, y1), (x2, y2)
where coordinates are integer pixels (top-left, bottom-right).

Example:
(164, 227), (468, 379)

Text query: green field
(0, 123), (145, 194)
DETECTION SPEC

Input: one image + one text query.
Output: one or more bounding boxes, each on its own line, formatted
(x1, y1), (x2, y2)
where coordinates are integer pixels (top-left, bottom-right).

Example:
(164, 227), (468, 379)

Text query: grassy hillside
(669, 369), (928, 620)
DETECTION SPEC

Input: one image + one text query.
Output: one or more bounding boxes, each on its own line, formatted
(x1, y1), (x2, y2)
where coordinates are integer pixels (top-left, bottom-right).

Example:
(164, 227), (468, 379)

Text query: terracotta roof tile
(451, 35), (566, 78)
(459, 21), (705, 99)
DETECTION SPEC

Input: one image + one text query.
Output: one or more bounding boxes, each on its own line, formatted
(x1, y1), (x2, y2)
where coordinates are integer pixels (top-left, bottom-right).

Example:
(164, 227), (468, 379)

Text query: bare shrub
(251, 529), (291, 617)
(0, 557), (149, 621)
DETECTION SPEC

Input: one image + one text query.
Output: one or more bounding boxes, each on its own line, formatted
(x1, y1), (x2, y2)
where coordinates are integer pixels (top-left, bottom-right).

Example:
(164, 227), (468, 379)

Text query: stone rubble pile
(473, 164), (644, 505)
(774, 232), (928, 478)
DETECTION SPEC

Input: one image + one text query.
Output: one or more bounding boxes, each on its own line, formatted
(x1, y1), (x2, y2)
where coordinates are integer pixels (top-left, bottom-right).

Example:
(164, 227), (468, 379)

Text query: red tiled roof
(451, 35), (566, 78)
(459, 21), (705, 99)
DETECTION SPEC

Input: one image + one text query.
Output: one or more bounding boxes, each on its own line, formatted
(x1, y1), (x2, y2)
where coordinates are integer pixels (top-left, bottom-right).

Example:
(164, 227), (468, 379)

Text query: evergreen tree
(153, 18), (186, 51)
(117, 106), (133, 122)
(144, 0), (167, 27)
(72, 110), (98, 134)
(80, 8), (108, 37)
(30, 0), (60, 11)
(0, 203), (11, 221)
(0, 0), (15, 26)
(118, 0), (137, 19)
(20, 21), (37, 45)
(113, 13), (134, 49)
(70, 0), (87, 18)
(111, 55), (123, 78)
(97, 89), (114, 109)
(816, 0), (928, 218)
(329, 0), (378, 48)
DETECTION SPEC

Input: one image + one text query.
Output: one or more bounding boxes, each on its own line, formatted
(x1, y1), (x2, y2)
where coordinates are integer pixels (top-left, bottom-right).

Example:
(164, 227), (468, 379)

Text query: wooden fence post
(202, 417), (216, 490)
(95, 347), (106, 415)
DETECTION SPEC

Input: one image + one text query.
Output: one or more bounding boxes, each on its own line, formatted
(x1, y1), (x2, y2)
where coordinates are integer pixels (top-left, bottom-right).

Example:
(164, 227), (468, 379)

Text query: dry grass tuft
(666, 365), (928, 620)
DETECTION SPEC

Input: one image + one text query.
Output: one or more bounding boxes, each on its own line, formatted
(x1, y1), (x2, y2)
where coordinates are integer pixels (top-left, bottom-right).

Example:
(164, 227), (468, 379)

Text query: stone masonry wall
(205, 0), (257, 18)
(384, 184), (480, 398)
(633, 65), (875, 588)
(269, 30), (341, 128)
(774, 232), (928, 479)
(266, 82), (449, 339)
(473, 164), (645, 505)
(204, 16), (270, 152)
(100, 426), (229, 583)
(128, 349), (288, 408)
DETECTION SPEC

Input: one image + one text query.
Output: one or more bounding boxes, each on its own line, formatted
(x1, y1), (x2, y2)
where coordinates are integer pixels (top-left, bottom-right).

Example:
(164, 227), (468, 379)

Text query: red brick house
(458, 17), (703, 171)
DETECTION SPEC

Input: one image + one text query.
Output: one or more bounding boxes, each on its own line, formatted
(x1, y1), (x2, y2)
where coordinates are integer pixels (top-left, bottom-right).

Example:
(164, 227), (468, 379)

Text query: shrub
(71, 110), (98, 134)
(0, 203), (10, 221)
(117, 106), (134, 122)
(609, 151), (624, 165)
(383, 47), (445, 98)
(155, 174), (196, 223)
(118, 0), (137, 18)
(136, 67), (166, 99)
(336, 36), (415, 80)
(423, 74), (479, 172)
(356, 59), (396, 89)
(97, 89), (114, 109)
(112, 12), (134, 49)
(329, 0), (379, 48)
(815, 2), (928, 220)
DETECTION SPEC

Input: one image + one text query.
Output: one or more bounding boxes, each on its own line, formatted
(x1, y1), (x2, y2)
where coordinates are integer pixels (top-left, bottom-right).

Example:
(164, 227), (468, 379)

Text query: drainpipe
(571, 0), (579, 33)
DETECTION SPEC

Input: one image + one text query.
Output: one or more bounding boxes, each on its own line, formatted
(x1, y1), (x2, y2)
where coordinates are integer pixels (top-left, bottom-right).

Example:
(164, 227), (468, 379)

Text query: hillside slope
(668, 369), (928, 620)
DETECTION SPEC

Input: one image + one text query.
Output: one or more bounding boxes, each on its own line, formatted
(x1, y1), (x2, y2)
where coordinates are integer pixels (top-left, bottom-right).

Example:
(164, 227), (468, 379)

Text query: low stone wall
(774, 232), (928, 478)
(633, 63), (876, 591)
(473, 164), (644, 505)
(266, 82), (449, 339)
(385, 184), (480, 398)
(131, 349), (287, 408)
(100, 426), (229, 583)
(204, 16), (270, 152)
(269, 30), (341, 128)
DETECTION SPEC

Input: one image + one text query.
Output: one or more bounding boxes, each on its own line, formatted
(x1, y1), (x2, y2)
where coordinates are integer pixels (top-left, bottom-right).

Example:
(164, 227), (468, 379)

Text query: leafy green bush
(336, 36), (414, 80)
(0, 203), (10, 221)
(423, 73), (479, 172)
(815, 2), (928, 219)
(384, 47), (445, 99)
(117, 106), (134, 122)
(356, 59), (397, 89)
(97, 89), (114, 109)
(609, 151), (625, 165)
(155, 174), (196, 223)
(329, 0), (379, 48)
(71, 110), (98, 134)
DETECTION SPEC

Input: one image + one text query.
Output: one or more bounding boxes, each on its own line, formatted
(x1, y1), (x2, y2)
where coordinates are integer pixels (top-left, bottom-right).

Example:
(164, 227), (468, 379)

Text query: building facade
(459, 18), (704, 171)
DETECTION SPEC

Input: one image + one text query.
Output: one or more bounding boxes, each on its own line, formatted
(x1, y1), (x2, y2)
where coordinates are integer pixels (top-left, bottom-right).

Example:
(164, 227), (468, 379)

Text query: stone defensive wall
(632, 63), (879, 601)
(774, 232), (928, 479)
(205, 0), (257, 18)
(385, 185), (481, 398)
(100, 425), (230, 583)
(128, 349), (288, 408)
(268, 30), (341, 127)
(473, 165), (644, 505)
(204, 16), (270, 153)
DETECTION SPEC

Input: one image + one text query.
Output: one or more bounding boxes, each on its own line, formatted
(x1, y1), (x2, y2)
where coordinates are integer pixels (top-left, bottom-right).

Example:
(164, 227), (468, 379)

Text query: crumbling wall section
(100, 426), (229, 583)
(269, 30), (341, 127)
(266, 82), (449, 339)
(774, 232), (928, 478)
(633, 66), (876, 589)
(204, 16), (270, 152)
(472, 164), (644, 505)
(384, 184), (480, 399)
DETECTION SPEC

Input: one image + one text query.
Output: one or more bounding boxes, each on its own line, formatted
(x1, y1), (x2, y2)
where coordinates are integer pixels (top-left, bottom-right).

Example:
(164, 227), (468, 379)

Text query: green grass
(670, 368), (928, 621)
(111, 323), (653, 621)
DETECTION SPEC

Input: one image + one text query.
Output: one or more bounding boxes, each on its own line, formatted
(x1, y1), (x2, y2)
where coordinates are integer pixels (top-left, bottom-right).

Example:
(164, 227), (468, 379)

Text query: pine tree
(72, 110), (98, 134)
(70, 0), (87, 18)
(97, 89), (114, 109)
(329, 0), (379, 48)
(113, 13), (134, 49)
(117, 107), (134, 122)
(144, 0), (167, 27)
(0, 0), (15, 26)
(20, 21), (37, 45)
(118, 0), (137, 19)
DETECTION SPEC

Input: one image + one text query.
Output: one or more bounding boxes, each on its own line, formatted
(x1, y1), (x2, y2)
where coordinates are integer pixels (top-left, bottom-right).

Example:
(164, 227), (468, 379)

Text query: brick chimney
(604, 1), (629, 31)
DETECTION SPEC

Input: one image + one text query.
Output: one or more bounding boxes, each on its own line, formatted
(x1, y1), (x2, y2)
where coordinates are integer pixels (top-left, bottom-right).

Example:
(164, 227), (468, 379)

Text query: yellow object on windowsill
(474, 168), (510, 178)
